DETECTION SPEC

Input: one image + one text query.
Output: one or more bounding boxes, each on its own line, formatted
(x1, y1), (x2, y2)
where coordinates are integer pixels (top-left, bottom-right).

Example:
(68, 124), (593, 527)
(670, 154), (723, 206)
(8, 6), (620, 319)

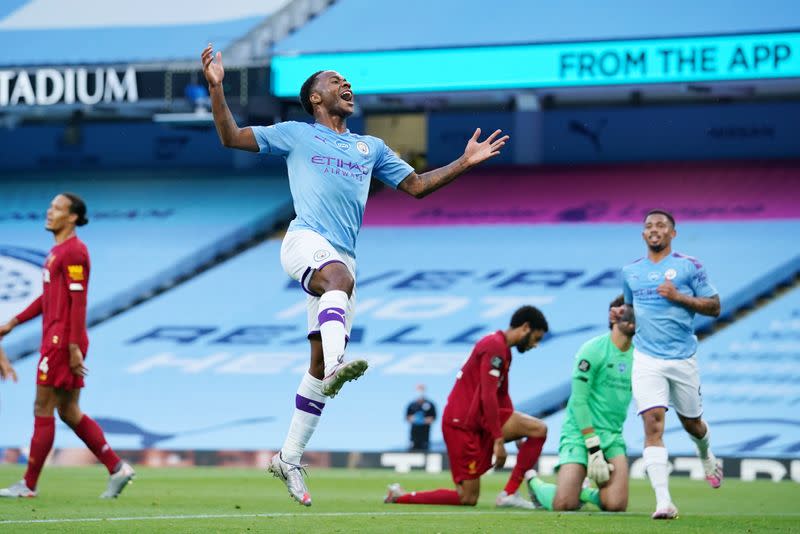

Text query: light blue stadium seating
(0, 171), (293, 359)
(545, 286), (800, 458)
(3, 221), (796, 452)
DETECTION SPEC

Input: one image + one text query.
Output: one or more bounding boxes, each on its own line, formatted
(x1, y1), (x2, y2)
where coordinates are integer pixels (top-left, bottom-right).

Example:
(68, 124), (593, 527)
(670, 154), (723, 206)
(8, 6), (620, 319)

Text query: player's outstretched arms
(201, 44), (259, 152)
(397, 128), (509, 199)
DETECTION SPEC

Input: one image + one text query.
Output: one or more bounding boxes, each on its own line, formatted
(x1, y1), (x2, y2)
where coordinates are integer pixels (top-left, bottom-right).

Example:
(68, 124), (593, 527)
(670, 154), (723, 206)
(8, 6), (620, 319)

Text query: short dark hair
(510, 305), (548, 332)
(299, 70), (324, 116)
(609, 294), (625, 329)
(644, 208), (675, 227)
(61, 192), (88, 227)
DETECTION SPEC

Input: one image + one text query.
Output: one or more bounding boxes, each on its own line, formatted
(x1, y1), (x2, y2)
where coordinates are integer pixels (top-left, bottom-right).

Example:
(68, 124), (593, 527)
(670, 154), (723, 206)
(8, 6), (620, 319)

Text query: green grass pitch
(0, 466), (797, 532)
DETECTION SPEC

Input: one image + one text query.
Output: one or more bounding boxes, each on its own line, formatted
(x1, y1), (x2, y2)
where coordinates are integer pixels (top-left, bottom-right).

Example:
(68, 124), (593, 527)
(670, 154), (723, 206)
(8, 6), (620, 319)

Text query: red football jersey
(442, 331), (513, 439)
(16, 236), (90, 355)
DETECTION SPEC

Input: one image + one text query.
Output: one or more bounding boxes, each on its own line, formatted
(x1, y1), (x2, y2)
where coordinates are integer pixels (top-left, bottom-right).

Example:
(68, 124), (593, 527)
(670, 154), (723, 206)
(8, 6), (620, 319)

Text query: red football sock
(396, 489), (463, 505)
(24, 416), (55, 490)
(504, 436), (545, 494)
(73, 415), (121, 474)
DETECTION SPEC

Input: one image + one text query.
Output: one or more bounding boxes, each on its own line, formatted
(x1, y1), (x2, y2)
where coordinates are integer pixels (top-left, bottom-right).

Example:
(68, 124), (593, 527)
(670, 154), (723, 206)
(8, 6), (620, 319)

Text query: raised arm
(397, 128), (509, 199)
(201, 44), (259, 152)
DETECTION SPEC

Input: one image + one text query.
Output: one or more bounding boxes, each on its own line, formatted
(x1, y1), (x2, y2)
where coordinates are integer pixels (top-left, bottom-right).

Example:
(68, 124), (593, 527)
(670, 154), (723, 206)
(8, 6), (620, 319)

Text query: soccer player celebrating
(527, 296), (634, 512)
(613, 209), (722, 519)
(0, 194), (134, 499)
(201, 45), (509, 506)
(385, 306), (549, 509)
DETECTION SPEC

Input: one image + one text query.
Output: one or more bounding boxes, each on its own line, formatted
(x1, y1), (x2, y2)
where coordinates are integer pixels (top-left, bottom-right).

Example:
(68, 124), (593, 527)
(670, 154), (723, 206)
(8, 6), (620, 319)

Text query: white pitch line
(2, 510), (800, 525)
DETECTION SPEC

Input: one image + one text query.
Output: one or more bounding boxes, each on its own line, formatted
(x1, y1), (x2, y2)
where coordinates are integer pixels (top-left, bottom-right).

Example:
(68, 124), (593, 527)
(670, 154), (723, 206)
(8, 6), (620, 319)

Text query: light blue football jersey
(622, 252), (718, 359)
(252, 122), (414, 257)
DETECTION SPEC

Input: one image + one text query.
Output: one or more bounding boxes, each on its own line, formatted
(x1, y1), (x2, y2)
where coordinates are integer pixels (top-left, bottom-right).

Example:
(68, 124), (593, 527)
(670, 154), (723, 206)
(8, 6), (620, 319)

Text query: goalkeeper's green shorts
(556, 432), (627, 469)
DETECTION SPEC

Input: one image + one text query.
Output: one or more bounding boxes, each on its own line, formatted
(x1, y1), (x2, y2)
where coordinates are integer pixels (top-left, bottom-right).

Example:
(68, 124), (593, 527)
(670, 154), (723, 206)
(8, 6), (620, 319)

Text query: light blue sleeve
(251, 122), (298, 156)
(689, 262), (718, 298)
(623, 270), (633, 304)
(373, 140), (414, 189)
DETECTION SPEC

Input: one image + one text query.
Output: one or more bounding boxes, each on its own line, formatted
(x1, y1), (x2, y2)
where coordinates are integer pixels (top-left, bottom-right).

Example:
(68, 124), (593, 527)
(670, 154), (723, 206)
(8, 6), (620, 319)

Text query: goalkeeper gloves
(585, 435), (613, 484)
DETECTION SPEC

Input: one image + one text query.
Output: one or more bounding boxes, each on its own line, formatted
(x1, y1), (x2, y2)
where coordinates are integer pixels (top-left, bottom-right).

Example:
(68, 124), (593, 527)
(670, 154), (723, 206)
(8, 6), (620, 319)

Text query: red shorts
(36, 349), (85, 390)
(443, 408), (513, 484)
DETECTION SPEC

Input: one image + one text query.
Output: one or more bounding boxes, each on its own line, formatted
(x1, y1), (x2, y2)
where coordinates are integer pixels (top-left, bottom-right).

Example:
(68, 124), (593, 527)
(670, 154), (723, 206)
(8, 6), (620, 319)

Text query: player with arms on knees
(201, 45), (509, 506)
(385, 306), (549, 509)
(612, 209), (722, 520)
(0, 194), (134, 499)
(527, 295), (634, 512)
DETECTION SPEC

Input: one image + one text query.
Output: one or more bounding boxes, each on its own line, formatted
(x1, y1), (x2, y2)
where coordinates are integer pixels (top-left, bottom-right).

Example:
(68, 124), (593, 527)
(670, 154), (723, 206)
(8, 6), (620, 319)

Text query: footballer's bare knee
(641, 407), (666, 444)
(458, 480), (480, 506)
(311, 263), (354, 296)
(678, 414), (706, 438)
(601, 496), (628, 512)
(459, 494), (478, 506)
(57, 405), (82, 427)
(529, 421), (547, 439)
(33, 387), (56, 417)
(553, 495), (581, 511)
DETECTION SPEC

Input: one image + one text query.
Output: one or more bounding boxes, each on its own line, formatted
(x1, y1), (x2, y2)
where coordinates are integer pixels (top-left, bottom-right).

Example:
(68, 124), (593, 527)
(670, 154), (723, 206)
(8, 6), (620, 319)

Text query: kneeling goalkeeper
(528, 296), (635, 512)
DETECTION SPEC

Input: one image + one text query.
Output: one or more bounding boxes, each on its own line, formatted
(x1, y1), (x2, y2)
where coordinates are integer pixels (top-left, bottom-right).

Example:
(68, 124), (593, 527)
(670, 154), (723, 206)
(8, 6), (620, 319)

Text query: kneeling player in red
(0, 193), (134, 499)
(385, 306), (549, 508)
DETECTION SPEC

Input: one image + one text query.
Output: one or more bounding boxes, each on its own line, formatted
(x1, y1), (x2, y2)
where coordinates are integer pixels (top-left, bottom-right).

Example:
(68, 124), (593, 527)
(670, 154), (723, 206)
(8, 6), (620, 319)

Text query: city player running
(612, 209), (722, 520)
(201, 45), (509, 506)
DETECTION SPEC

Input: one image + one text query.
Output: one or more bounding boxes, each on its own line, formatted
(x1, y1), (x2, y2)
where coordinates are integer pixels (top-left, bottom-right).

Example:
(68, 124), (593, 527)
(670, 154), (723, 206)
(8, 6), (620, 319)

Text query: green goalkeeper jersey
(562, 333), (633, 438)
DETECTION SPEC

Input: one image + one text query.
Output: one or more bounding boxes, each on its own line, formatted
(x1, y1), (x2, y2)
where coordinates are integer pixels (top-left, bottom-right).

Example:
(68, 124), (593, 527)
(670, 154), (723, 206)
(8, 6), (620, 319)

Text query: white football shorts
(632, 348), (703, 418)
(280, 229), (356, 336)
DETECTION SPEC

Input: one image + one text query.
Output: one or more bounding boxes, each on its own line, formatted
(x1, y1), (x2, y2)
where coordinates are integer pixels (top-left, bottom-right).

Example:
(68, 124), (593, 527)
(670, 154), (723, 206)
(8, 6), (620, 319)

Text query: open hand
(201, 44), (225, 87)
(463, 128), (509, 167)
(493, 438), (507, 470)
(69, 346), (88, 378)
(0, 347), (17, 383)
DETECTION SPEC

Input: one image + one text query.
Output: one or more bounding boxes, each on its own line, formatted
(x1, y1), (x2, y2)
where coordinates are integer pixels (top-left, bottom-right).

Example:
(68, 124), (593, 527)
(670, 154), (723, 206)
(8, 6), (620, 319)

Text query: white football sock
(643, 446), (672, 508)
(690, 424), (711, 460)
(280, 372), (327, 465)
(318, 290), (348, 374)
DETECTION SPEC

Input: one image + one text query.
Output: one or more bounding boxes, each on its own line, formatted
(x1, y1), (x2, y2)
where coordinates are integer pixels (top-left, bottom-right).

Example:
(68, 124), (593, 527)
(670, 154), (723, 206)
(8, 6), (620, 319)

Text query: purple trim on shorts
(296, 394), (325, 416)
(638, 405), (669, 416)
(674, 410), (703, 420)
(300, 267), (321, 297)
(318, 307), (346, 326)
(317, 259), (345, 272)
